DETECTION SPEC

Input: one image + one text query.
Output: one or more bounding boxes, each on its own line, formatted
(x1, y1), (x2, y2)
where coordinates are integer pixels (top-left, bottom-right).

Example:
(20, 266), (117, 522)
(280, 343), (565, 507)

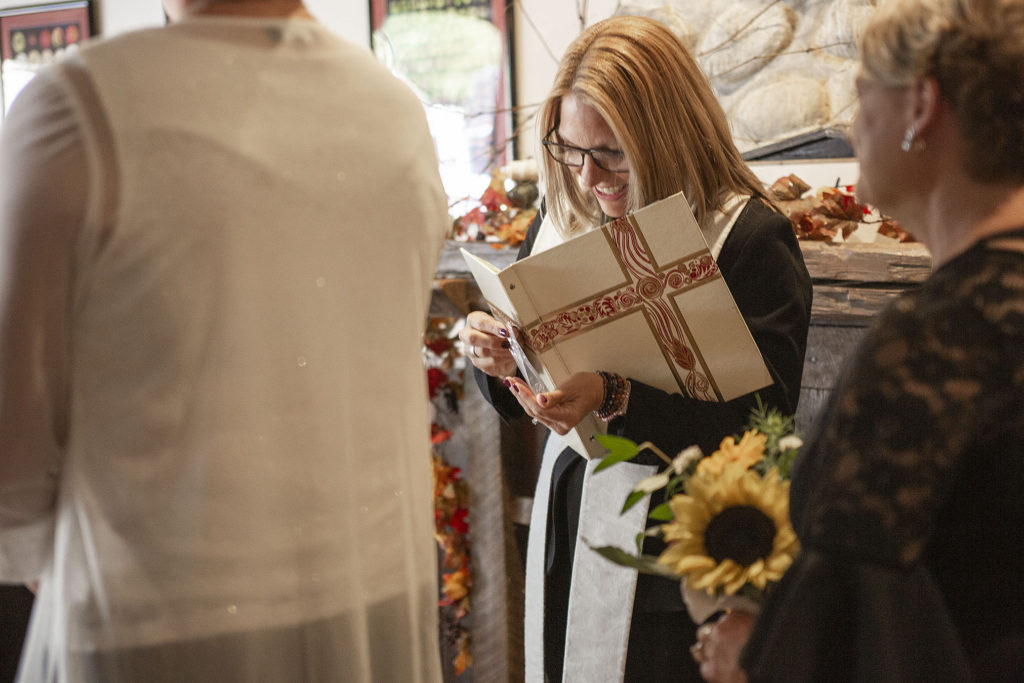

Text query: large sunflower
(657, 463), (798, 595)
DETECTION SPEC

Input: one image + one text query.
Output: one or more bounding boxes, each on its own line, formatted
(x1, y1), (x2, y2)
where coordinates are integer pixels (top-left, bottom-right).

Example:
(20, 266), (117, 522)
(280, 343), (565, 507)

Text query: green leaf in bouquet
(648, 501), (673, 522)
(635, 527), (661, 552)
(586, 543), (679, 579)
(621, 489), (649, 514)
(745, 394), (798, 461)
(593, 433), (641, 472)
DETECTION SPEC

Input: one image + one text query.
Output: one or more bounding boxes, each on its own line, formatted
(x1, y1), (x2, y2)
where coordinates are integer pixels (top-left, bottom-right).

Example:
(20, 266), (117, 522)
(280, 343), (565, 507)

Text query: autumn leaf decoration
(425, 316), (473, 675)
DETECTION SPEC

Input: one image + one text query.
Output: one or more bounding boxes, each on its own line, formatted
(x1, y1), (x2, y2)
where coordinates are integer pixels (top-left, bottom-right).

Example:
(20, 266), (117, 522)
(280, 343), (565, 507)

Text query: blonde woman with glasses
(460, 15), (812, 682)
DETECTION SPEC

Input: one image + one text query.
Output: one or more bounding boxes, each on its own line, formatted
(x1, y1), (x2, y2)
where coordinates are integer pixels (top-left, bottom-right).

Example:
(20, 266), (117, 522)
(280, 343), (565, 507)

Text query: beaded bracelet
(596, 371), (624, 416)
(595, 371), (631, 421)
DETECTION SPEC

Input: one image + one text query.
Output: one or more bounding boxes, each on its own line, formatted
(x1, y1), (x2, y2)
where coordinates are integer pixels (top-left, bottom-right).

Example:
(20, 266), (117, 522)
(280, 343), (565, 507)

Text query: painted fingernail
(538, 395), (549, 406)
(501, 340), (511, 349)
(502, 378), (512, 388)
(499, 328), (509, 337)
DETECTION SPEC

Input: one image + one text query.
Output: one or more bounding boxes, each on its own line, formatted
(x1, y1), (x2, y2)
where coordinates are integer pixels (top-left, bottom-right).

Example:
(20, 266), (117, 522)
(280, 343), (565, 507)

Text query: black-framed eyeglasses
(541, 127), (629, 173)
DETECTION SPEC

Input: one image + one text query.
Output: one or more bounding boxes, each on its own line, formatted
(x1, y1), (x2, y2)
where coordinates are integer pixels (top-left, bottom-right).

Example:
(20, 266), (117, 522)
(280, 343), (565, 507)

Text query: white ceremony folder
(461, 191), (772, 459)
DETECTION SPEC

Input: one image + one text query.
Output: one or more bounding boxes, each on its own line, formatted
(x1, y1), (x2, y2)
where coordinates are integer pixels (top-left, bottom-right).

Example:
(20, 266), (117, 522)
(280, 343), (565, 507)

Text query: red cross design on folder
(523, 214), (720, 401)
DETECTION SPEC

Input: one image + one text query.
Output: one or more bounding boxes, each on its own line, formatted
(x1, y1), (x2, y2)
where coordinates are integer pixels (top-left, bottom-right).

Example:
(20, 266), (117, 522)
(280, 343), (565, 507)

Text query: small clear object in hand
(506, 323), (547, 394)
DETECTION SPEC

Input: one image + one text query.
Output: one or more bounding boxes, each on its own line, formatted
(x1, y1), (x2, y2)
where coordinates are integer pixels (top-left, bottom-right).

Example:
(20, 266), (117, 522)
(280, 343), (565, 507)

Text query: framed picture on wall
(0, 1), (92, 120)
(369, 0), (515, 209)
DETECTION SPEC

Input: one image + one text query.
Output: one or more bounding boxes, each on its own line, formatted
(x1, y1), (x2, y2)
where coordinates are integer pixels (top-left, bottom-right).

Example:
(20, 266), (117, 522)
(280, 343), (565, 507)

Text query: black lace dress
(742, 231), (1024, 682)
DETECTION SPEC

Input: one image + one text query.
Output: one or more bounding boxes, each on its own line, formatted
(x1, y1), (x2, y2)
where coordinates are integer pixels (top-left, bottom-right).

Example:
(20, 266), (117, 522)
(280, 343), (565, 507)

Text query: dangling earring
(901, 127), (916, 152)
(901, 126), (927, 153)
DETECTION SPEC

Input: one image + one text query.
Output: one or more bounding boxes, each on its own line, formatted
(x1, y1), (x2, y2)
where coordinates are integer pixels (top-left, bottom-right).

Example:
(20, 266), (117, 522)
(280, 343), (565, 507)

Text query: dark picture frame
(0, 1), (92, 119)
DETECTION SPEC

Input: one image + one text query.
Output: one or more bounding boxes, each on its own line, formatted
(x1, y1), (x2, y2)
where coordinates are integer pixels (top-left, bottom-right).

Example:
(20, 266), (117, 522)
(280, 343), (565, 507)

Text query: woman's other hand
(460, 311), (518, 378)
(692, 611), (753, 683)
(505, 372), (604, 434)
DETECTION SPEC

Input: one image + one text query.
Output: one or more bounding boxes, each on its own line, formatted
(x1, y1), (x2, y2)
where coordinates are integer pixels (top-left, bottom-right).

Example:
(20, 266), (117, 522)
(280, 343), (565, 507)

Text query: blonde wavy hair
(538, 15), (768, 238)
(859, 0), (1024, 183)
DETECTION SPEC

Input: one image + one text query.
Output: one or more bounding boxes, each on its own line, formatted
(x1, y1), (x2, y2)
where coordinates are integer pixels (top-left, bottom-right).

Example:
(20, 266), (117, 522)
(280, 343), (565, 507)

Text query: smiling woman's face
(557, 94), (631, 218)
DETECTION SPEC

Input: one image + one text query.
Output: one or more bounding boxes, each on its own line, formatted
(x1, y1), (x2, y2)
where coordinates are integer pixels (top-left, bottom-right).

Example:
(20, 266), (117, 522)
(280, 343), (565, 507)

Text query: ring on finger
(469, 344), (478, 358)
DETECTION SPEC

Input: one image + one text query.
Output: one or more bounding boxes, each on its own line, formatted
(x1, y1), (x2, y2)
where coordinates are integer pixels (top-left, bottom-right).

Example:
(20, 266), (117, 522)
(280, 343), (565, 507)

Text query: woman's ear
(910, 76), (940, 136)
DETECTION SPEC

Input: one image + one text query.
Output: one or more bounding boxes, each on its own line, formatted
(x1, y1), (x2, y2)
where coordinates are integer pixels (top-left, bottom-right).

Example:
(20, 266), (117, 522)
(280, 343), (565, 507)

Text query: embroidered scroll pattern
(524, 215), (718, 400)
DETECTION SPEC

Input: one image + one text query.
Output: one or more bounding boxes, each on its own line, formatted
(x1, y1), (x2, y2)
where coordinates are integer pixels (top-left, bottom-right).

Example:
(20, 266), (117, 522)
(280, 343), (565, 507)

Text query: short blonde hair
(538, 15), (767, 237)
(860, 0), (1024, 183)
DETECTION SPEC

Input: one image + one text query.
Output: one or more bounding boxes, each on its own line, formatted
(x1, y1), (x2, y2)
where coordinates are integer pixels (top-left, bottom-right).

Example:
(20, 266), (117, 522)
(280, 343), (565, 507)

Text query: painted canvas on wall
(613, 0), (874, 155)
(0, 1), (91, 120)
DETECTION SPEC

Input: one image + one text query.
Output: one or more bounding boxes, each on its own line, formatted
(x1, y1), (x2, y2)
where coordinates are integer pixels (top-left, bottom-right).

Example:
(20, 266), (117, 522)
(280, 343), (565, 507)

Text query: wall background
(0, 0), (862, 188)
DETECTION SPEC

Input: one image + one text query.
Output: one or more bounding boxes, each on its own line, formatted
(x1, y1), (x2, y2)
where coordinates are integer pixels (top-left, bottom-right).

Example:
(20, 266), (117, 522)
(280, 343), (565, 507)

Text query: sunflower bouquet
(590, 400), (802, 621)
